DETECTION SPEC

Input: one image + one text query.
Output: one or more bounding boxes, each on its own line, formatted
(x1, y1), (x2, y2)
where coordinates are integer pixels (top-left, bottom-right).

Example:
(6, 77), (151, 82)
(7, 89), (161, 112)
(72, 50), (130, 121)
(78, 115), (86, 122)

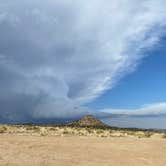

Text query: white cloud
(0, 0), (166, 121)
(100, 102), (166, 115)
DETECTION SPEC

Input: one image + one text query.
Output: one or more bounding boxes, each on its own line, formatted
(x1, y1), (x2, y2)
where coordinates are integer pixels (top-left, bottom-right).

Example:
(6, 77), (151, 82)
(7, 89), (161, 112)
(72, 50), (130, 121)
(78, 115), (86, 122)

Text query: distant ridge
(66, 115), (107, 127)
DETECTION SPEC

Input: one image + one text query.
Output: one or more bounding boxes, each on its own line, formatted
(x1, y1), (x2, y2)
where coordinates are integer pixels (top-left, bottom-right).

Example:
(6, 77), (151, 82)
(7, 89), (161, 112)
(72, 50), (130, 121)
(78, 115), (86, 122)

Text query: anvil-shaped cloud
(0, 0), (166, 122)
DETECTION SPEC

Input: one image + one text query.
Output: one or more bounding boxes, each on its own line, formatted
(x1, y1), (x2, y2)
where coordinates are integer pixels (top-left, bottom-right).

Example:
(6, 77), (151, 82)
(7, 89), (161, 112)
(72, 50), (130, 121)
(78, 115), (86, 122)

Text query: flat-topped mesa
(67, 115), (107, 127)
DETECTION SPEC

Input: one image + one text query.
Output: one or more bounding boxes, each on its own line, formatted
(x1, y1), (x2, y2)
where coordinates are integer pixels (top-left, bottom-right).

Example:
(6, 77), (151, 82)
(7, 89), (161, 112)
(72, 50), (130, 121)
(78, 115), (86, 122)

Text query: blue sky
(87, 38), (166, 110)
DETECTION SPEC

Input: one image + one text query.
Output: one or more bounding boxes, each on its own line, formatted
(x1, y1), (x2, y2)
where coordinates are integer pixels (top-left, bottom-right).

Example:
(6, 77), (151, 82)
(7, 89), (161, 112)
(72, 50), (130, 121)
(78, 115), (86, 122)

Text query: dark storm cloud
(0, 0), (166, 122)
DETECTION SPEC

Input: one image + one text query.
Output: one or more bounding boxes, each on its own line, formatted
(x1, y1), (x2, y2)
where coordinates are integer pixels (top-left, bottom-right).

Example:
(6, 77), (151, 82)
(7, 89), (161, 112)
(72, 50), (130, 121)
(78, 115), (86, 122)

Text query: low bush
(162, 133), (166, 139)
(0, 126), (7, 133)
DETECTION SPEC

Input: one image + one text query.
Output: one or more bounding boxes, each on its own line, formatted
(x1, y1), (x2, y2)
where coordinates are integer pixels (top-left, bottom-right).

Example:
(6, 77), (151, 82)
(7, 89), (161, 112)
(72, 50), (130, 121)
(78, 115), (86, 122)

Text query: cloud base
(0, 0), (166, 122)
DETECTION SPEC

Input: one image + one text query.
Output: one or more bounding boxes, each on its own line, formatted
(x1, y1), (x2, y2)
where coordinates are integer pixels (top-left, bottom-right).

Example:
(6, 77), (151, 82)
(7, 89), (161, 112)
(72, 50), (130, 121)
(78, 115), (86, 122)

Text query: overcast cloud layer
(0, 0), (166, 122)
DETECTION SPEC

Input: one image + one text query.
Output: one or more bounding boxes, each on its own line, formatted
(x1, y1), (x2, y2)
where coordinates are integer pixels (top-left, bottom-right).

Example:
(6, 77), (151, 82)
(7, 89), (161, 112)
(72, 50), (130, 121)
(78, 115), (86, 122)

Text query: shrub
(49, 127), (57, 131)
(63, 130), (70, 135)
(96, 129), (104, 135)
(144, 132), (153, 138)
(162, 133), (166, 139)
(0, 126), (7, 133)
(26, 126), (40, 131)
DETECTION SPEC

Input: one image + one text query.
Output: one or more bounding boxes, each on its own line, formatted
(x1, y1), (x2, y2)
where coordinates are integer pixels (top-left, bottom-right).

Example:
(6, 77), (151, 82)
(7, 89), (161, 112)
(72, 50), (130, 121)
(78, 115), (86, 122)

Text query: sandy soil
(0, 135), (166, 166)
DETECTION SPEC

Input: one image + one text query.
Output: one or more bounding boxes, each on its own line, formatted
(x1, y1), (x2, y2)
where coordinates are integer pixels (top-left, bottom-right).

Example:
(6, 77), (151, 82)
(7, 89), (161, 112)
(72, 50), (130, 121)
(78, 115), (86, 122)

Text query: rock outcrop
(67, 115), (106, 127)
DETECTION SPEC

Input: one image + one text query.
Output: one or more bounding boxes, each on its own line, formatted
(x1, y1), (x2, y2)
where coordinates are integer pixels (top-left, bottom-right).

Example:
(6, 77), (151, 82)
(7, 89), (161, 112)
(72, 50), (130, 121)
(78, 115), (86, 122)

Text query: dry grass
(0, 126), (7, 133)
(0, 124), (165, 139)
(162, 133), (166, 138)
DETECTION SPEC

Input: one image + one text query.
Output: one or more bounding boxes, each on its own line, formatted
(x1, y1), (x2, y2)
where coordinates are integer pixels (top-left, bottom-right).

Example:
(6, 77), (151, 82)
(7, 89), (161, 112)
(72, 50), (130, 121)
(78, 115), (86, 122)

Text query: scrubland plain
(0, 125), (166, 166)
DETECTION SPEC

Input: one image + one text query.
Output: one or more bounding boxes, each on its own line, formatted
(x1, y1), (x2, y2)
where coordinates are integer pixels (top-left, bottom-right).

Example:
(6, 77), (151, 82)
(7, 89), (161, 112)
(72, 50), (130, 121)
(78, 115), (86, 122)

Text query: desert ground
(0, 125), (166, 166)
(0, 135), (166, 166)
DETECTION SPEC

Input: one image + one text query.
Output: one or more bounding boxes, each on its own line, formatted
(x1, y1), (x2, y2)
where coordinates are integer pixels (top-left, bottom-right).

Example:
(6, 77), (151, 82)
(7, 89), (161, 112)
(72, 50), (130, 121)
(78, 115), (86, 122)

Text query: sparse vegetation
(0, 126), (7, 133)
(40, 132), (47, 136)
(144, 132), (153, 138)
(0, 124), (165, 138)
(162, 133), (166, 139)
(96, 129), (104, 135)
(25, 125), (40, 131)
(0, 116), (165, 138)
(49, 127), (57, 131)
(63, 130), (70, 135)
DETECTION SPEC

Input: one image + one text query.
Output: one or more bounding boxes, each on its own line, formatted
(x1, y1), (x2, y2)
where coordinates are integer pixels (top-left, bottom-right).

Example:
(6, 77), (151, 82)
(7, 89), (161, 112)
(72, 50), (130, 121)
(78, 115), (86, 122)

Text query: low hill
(66, 115), (107, 127)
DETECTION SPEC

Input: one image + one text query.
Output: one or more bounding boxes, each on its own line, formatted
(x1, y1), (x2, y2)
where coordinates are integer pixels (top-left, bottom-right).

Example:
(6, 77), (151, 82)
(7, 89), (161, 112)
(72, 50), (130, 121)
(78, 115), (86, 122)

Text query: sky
(88, 41), (166, 110)
(0, 0), (166, 125)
